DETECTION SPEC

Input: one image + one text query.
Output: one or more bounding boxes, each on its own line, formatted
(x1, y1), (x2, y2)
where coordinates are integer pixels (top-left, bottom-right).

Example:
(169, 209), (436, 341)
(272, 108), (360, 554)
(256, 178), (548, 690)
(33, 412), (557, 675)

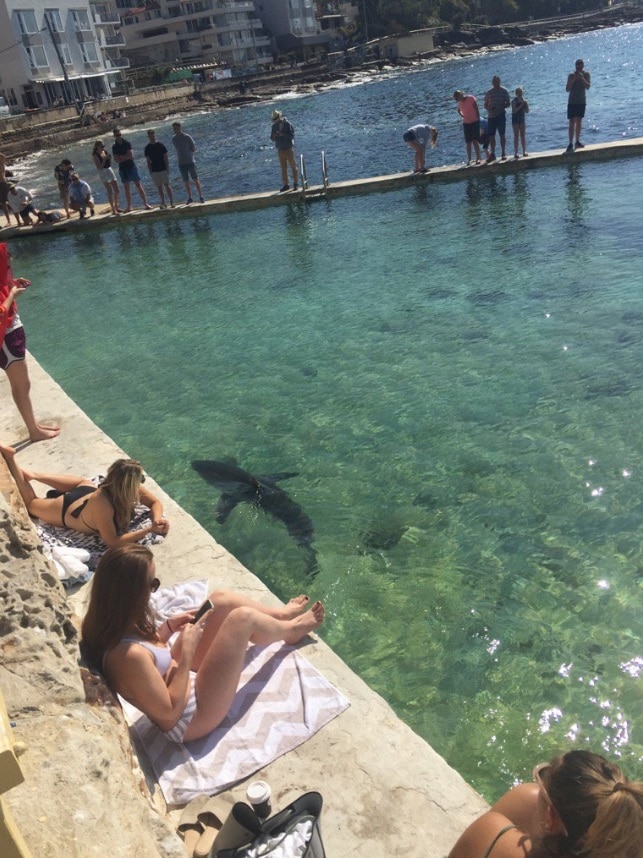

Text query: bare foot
(29, 424), (61, 442)
(284, 601), (325, 644)
(0, 442), (16, 460)
(279, 595), (310, 620)
(144, 204), (153, 210)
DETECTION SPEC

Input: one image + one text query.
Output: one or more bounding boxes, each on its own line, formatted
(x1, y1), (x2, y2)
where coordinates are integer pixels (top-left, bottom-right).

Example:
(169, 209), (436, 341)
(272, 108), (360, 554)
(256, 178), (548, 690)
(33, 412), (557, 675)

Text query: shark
(191, 459), (319, 576)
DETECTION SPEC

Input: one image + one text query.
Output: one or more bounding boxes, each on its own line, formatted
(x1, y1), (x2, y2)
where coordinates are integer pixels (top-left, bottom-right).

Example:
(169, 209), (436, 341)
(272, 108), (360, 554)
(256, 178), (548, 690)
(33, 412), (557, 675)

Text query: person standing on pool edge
(171, 122), (204, 205)
(566, 59), (591, 152)
(270, 110), (298, 193)
(484, 75), (510, 162)
(111, 128), (152, 212)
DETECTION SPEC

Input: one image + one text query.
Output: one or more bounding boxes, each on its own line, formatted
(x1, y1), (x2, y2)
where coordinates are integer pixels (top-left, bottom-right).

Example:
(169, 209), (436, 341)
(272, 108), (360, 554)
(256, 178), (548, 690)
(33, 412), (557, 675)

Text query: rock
(0, 474), (183, 858)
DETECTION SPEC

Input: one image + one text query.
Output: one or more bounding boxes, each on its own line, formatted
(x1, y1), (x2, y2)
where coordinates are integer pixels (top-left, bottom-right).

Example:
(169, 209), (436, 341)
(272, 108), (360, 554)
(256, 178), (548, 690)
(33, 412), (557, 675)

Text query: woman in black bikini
(448, 750), (643, 858)
(0, 445), (169, 546)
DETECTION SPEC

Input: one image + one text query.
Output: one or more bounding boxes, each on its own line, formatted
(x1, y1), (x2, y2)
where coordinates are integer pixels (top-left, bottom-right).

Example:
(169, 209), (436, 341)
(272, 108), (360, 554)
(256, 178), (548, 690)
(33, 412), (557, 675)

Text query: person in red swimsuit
(0, 242), (60, 442)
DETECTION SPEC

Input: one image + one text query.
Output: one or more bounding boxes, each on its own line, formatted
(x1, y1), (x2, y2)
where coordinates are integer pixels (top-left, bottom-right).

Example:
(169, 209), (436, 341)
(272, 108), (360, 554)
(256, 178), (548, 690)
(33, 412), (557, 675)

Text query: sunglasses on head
(533, 763), (569, 837)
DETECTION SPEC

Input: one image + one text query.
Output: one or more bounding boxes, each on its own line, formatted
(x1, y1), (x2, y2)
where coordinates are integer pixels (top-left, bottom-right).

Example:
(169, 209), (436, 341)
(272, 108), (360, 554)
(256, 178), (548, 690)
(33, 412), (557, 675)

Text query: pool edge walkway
(0, 358), (488, 858)
(3, 137), (642, 239)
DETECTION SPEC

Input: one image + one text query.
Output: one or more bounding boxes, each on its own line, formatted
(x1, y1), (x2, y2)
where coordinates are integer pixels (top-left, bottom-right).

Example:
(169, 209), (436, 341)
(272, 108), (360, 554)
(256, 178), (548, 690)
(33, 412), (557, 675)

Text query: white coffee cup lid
(246, 780), (271, 803)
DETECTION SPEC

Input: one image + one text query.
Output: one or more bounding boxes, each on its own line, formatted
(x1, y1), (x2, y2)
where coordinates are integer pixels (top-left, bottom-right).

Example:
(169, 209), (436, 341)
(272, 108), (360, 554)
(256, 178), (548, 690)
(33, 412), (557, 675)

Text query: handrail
(299, 153), (308, 193)
(321, 150), (329, 188)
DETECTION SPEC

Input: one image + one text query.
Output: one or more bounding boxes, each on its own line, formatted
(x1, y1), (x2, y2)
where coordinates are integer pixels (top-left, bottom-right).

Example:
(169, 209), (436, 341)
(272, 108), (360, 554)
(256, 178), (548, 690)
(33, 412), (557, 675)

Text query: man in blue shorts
(111, 129), (152, 212)
(483, 75), (510, 163)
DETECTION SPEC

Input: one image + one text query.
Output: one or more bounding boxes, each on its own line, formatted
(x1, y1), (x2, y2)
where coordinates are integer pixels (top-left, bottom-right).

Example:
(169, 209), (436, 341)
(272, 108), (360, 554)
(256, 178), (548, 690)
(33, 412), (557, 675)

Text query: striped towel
(120, 586), (350, 806)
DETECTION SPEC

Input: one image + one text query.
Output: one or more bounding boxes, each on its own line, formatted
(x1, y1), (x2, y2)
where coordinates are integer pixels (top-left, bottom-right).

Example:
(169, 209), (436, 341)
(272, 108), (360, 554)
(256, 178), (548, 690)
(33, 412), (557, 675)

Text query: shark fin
(215, 492), (241, 524)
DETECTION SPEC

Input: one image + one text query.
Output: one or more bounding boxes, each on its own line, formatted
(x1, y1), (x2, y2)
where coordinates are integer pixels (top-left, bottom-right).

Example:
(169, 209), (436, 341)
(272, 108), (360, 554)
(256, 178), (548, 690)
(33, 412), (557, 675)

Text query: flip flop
(194, 794), (237, 858)
(177, 794), (209, 857)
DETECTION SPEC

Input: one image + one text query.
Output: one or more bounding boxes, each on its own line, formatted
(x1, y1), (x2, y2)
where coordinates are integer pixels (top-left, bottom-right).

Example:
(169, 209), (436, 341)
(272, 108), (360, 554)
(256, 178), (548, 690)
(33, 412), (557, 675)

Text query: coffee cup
(246, 780), (272, 819)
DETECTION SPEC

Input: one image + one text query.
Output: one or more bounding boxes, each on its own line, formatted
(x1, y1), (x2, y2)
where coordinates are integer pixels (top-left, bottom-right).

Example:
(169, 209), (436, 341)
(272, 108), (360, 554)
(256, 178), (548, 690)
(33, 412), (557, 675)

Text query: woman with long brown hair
(81, 544), (325, 743)
(448, 749), (643, 858)
(0, 445), (169, 546)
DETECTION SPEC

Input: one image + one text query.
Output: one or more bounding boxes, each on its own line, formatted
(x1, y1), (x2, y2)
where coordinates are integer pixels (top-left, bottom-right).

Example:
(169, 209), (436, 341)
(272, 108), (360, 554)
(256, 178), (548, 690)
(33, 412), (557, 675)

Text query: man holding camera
(566, 59), (591, 152)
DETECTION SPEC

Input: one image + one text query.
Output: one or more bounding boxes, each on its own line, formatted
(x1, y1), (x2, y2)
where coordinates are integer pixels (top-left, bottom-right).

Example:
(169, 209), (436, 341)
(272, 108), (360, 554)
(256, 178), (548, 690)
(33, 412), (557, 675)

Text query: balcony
(93, 12), (121, 25)
(105, 56), (130, 67)
(100, 32), (126, 45)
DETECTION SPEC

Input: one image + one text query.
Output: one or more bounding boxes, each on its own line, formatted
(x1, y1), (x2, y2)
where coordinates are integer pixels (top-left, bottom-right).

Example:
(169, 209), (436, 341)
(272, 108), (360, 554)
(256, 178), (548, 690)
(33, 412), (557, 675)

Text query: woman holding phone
(82, 544), (325, 743)
(0, 242), (60, 441)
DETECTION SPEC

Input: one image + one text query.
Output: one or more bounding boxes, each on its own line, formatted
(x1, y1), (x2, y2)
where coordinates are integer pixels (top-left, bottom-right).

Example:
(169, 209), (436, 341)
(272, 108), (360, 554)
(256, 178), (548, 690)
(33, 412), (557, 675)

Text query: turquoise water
(9, 25), (643, 800)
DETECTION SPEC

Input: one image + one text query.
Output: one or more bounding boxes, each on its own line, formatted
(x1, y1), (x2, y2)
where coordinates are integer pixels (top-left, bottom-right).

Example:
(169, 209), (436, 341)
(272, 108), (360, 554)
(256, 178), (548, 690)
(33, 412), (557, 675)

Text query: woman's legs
(5, 359), (60, 441)
(184, 599), (324, 740)
(0, 443), (88, 524)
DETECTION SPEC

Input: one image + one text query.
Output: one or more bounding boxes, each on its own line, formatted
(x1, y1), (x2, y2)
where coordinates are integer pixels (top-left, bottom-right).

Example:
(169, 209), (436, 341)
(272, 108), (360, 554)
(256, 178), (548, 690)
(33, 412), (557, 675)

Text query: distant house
(378, 28), (435, 60)
(0, 0), (128, 111)
(253, 0), (334, 61)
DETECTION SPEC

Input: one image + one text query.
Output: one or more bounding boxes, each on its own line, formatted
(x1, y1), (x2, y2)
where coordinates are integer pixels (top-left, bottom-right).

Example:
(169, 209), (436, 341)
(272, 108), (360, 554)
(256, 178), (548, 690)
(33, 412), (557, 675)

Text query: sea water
(9, 23), (643, 800)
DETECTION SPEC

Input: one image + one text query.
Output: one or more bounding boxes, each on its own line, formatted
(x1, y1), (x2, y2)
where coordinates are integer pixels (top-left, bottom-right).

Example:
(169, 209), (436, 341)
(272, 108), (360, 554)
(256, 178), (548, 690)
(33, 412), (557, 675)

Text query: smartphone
(191, 599), (213, 623)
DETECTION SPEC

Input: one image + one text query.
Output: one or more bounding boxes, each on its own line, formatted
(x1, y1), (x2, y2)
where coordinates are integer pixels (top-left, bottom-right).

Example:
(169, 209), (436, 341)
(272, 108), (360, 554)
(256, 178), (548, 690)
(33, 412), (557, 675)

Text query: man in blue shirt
(68, 173), (94, 219)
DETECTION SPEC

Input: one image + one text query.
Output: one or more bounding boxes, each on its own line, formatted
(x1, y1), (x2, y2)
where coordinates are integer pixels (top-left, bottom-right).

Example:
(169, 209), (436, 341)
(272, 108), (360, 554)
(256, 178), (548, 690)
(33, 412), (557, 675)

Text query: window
(60, 43), (72, 64)
(44, 9), (64, 31)
(72, 9), (91, 30)
(15, 10), (38, 34)
(80, 41), (99, 62)
(25, 44), (49, 67)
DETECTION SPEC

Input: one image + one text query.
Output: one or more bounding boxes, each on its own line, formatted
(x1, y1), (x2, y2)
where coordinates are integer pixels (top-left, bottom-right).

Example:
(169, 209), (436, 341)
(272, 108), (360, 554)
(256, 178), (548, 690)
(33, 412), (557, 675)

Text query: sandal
(177, 794), (209, 857)
(194, 794), (238, 858)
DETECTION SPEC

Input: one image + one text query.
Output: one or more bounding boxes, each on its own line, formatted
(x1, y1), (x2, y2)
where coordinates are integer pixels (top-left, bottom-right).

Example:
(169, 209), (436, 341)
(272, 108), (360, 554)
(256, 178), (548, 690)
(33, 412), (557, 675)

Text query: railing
(102, 33), (125, 46)
(321, 149), (329, 188)
(93, 13), (121, 25)
(106, 56), (130, 68)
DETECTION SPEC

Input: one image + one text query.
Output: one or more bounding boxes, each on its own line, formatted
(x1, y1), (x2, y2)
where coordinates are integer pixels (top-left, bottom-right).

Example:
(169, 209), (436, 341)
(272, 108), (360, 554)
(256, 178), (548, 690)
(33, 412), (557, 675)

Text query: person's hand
(177, 617), (208, 660)
(151, 517), (170, 535)
(168, 611), (198, 633)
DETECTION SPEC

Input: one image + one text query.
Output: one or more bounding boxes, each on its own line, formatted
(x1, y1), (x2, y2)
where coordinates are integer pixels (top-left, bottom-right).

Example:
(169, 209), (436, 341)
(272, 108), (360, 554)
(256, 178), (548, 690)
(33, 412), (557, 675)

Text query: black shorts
(463, 121), (480, 143)
(487, 113), (506, 137)
(567, 103), (586, 120)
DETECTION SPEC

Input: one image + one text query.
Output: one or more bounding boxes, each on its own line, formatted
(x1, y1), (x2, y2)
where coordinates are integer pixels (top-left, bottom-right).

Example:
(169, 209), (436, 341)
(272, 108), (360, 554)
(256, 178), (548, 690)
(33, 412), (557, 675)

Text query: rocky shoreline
(1, 5), (642, 162)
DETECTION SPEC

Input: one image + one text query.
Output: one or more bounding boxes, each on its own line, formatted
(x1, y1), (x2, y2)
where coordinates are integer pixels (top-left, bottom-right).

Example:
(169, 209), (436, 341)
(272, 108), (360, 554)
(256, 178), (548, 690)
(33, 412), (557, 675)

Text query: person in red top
(453, 90), (481, 165)
(0, 243), (60, 441)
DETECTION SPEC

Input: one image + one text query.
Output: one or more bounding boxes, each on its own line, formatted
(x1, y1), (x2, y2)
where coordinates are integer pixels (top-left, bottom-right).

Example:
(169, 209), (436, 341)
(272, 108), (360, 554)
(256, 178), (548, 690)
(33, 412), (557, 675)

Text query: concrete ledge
(3, 137), (642, 241)
(0, 357), (487, 856)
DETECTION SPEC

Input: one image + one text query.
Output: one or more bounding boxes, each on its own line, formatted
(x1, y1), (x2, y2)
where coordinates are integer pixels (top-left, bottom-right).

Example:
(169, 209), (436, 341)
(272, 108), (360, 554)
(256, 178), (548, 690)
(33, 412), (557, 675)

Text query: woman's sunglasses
(533, 763), (569, 837)
(149, 577), (160, 593)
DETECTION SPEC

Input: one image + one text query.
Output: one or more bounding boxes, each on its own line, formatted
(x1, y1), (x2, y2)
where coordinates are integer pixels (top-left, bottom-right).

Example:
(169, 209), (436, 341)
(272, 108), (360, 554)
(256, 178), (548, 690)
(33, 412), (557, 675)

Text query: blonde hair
(536, 751), (643, 858)
(99, 459), (144, 532)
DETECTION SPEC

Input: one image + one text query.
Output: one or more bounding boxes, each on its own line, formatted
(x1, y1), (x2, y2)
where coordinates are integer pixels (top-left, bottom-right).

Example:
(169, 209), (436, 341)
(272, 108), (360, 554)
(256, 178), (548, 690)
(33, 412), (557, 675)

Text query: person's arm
(90, 492), (167, 546)
(106, 634), (196, 729)
(523, 99), (529, 113)
(139, 484), (170, 535)
(473, 99), (480, 120)
(1, 282), (25, 315)
(189, 135), (196, 153)
(583, 71), (590, 89)
(566, 72), (575, 92)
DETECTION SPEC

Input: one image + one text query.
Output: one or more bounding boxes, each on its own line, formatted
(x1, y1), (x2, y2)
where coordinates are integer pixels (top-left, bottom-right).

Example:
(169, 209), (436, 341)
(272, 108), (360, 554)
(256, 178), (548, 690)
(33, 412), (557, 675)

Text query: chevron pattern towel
(119, 596), (350, 805)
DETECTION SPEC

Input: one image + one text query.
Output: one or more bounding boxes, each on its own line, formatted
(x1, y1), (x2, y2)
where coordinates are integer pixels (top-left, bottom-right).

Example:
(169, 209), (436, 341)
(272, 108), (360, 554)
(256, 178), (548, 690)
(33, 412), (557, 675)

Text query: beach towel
(35, 476), (165, 586)
(120, 582), (350, 806)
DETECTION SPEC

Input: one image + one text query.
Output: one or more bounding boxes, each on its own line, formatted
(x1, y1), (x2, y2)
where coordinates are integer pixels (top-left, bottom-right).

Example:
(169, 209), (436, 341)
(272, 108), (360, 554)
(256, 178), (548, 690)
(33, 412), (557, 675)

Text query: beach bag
(216, 792), (325, 858)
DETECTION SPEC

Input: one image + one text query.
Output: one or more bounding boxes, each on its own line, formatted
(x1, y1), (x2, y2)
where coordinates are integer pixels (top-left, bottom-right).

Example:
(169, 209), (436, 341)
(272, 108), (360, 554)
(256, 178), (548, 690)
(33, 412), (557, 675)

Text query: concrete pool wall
(0, 357), (488, 857)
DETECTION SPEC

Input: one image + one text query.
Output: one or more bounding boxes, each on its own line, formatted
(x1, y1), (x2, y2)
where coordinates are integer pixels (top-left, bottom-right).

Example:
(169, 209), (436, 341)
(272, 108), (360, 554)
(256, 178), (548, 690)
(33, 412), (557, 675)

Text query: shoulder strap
(482, 824), (519, 858)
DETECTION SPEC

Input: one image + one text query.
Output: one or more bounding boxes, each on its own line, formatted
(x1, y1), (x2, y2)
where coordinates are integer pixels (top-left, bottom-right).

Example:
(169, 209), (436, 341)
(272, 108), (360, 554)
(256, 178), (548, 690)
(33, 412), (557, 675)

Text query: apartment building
(253, 0), (330, 59)
(117, 0), (272, 70)
(0, 0), (128, 110)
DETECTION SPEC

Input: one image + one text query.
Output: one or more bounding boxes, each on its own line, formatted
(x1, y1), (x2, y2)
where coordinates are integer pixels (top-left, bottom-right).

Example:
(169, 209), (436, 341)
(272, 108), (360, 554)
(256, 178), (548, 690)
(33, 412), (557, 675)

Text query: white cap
(246, 780), (271, 804)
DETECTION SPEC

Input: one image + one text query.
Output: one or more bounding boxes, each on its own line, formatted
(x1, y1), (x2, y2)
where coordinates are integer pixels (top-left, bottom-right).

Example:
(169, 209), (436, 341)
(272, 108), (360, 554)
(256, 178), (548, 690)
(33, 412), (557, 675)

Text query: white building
(0, 0), (128, 110)
(117, 0), (272, 70)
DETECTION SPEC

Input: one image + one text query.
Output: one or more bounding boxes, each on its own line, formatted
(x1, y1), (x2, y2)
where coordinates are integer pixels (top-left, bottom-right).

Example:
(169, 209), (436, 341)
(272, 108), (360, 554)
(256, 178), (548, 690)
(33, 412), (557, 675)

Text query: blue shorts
(487, 112), (506, 137)
(118, 161), (141, 184)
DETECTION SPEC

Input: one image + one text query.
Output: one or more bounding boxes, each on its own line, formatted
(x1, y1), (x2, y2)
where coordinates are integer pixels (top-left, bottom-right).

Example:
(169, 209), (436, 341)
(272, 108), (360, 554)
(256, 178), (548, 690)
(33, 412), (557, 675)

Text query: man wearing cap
(270, 110), (298, 192)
